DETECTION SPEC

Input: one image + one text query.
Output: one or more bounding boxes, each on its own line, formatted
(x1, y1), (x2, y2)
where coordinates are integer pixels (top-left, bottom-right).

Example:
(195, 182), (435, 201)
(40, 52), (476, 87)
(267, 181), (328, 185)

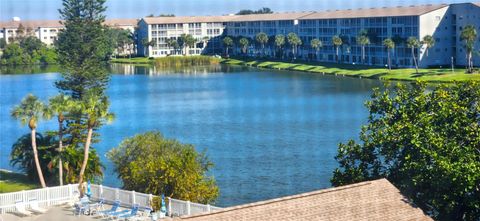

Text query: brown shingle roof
(300, 4), (448, 20)
(177, 179), (432, 221)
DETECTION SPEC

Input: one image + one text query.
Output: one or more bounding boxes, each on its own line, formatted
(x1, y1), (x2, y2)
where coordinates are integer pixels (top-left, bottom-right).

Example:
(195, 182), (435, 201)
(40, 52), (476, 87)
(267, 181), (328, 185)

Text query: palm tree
(287, 33), (302, 60)
(310, 38), (322, 61)
(141, 38), (149, 57)
(239, 37), (249, 55)
(44, 94), (74, 186)
(179, 34), (196, 56)
(383, 38), (395, 70)
(201, 36), (210, 53)
(256, 32), (269, 57)
(11, 94), (47, 188)
(407, 36), (421, 74)
(76, 93), (114, 195)
(332, 35), (343, 63)
(356, 32), (370, 64)
(422, 35), (435, 57)
(223, 36), (234, 57)
(460, 25), (477, 73)
(275, 34), (285, 59)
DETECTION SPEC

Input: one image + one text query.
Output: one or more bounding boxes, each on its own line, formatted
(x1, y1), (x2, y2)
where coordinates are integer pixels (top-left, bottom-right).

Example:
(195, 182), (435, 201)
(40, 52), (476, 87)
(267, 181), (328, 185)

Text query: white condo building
(138, 2), (480, 68)
(0, 18), (138, 46)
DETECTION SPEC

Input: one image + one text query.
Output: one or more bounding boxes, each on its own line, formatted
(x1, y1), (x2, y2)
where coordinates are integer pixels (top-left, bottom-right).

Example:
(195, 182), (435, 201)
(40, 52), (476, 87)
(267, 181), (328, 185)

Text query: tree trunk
(336, 46), (339, 63)
(412, 47), (419, 74)
(58, 119), (64, 186)
(31, 128), (47, 188)
(292, 46), (296, 60)
(387, 50), (391, 70)
(78, 127), (93, 196)
(362, 46), (365, 64)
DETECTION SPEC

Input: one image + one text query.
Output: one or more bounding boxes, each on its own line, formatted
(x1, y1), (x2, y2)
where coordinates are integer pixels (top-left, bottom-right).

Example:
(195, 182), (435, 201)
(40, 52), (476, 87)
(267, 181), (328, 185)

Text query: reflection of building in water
(110, 63), (228, 76)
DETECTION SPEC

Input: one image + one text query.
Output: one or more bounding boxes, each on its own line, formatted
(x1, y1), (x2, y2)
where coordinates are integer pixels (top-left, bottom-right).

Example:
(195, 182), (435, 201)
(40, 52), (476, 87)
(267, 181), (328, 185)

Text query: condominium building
(138, 2), (480, 68)
(0, 18), (138, 46)
(137, 16), (236, 57)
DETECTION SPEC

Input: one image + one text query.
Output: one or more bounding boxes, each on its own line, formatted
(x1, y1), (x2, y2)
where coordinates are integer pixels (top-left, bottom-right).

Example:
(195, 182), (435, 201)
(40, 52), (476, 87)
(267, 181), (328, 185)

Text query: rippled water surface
(0, 64), (383, 206)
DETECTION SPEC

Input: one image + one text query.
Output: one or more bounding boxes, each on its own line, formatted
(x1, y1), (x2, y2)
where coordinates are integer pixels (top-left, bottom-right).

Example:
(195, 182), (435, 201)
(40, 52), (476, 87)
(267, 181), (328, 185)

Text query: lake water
(0, 64), (383, 207)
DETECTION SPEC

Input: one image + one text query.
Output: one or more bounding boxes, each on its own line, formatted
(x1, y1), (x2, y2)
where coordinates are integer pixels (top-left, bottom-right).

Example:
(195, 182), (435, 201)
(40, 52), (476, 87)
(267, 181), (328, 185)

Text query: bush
(154, 56), (220, 68)
(108, 131), (219, 204)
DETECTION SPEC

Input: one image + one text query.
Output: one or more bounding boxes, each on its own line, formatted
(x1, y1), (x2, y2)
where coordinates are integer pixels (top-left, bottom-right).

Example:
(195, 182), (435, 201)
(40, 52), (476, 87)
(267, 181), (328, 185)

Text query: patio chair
(116, 204), (140, 220)
(12, 201), (32, 217)
(73, 197), (90, 216)
(96, 200), (120, 218)
(137, 207), (152, 220)
(28, 199), (47, 214)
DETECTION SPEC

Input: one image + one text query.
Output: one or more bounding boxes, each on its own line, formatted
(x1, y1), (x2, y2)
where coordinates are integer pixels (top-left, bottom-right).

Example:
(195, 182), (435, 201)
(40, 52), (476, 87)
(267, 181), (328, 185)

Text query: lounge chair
(12, 201), (32, 217)
(28, 199), (47, 214)
(116, 204), (140, 220)
(73, 197), (90, 216)
(96, 200), (120, 217)
(136, 207), (152, 220)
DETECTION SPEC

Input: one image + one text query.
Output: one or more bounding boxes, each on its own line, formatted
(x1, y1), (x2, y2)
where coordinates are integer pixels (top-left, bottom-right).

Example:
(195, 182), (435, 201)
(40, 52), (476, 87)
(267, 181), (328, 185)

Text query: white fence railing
(0, 184), (221, 217)
(0, 184), (79, 214)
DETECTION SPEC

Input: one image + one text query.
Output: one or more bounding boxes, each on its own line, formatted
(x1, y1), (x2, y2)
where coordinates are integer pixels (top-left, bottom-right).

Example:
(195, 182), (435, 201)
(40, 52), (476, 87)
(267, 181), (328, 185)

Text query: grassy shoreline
(222, 58), (480, 82)
(0, 170), (38, 193)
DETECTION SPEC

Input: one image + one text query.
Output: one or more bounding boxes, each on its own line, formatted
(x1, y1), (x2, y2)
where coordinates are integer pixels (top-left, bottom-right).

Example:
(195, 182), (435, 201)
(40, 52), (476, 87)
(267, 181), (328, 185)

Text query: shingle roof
(177, 179), (433, 221)
(0, 19), (138, 29)
(0, 20), (62, 29)
(104, 18), (139, 27)
(142, 15), (238, 24)
(300, 4), (448, 20)
(228, 12), (315, 22)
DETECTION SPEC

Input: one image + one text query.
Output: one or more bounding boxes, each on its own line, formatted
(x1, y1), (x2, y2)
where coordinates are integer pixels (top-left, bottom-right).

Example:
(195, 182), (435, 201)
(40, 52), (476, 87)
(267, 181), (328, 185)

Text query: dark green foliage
(9, 132), (104, 185)
(331, 81), (480, 220)
(10, 133), (56, 185)
(55, 0), (112, 98)
(236, 7), (273, 15)
(0, 37), (57, 66)
(108, 132), (219, 204)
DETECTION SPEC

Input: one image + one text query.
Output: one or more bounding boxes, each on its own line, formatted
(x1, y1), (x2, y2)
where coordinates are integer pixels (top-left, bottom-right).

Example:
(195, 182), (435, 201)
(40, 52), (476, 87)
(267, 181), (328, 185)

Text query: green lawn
(0, 170), (39, 193)
(222, 58), (480, 82)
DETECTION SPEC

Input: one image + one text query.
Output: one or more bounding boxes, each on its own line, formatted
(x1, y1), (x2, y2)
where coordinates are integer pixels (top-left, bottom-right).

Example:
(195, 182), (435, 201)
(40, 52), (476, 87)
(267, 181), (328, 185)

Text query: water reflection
(108, 63), (242, 76)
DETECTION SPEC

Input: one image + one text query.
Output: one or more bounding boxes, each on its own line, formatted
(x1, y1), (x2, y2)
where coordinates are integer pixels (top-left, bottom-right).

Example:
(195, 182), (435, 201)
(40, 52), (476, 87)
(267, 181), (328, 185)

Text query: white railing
(0, 184), (222, 217)
(0, 184), (79, 214)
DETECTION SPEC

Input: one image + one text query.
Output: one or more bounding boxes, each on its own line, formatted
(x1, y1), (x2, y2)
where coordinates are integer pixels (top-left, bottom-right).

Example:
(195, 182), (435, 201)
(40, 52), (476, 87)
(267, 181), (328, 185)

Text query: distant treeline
(236, 7), (273, 15)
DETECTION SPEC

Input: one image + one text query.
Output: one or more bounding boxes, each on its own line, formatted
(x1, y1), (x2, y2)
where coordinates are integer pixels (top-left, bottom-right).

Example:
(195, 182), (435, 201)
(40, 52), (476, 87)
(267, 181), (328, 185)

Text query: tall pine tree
(55, 0), (113, 191)
(56, 0), (112, 98)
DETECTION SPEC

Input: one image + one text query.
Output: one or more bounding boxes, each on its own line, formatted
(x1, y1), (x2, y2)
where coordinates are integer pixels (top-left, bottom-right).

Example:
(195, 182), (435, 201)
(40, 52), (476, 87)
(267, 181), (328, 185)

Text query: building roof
(0, 19), (138, 29)
(176, 179), (433, 221)
(300, 4), (448, 20)
(0, 20), (62, 29)
(228, 12), (315, 22)
(104, 18), (139, 27)
(142, 15), (238, 24)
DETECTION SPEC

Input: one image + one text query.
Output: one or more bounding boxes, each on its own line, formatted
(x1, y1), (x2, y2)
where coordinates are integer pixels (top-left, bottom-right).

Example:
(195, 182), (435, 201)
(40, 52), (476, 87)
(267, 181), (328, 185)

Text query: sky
(0, 0), (473, 21)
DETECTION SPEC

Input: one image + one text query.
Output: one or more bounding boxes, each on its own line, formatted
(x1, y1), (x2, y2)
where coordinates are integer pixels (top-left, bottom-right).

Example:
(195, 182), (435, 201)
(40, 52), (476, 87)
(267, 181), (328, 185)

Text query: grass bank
(222, 58), (480, 82)
(111, 56), (221, 67)
(0, 170), (38, 193)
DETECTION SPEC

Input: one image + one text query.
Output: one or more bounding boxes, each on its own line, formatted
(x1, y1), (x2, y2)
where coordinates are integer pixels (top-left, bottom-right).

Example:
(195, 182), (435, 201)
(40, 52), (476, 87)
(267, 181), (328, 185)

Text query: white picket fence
(0, 184), (221, 217)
